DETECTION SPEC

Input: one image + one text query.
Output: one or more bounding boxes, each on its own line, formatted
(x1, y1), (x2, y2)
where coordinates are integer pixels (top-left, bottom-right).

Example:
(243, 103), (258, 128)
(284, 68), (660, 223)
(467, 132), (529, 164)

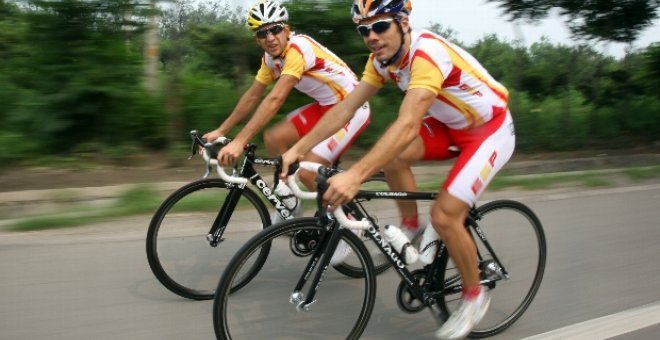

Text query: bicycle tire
(213, 217), (377, 339)
(333, 176), (393, 278)
(146, 178), (271, 300)
(436, 200), (546, 338)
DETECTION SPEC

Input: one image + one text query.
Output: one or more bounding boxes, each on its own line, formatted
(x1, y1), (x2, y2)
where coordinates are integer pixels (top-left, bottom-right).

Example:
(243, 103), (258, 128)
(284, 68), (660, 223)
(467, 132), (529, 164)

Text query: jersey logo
(471, 151), (497, 194)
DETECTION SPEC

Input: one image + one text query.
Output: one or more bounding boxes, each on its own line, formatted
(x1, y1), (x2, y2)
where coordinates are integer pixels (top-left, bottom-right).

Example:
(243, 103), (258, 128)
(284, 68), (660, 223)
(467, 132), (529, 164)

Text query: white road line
(521, 301), (660, 339)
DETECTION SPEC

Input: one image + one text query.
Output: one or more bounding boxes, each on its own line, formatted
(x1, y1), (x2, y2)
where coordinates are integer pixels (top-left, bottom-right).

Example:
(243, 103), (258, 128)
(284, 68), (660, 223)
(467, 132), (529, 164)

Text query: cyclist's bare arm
(280, 80), (379, 177)
(230, 74), (297, 146)
(323, 88), (436, 210)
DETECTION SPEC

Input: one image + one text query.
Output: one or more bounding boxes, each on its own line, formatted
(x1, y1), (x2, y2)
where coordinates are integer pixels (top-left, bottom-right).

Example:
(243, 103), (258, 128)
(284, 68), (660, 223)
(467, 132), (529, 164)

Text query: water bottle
(275, 182), (299, 210)
(419, 223), (440, 264)
(383, 225), (419, 264)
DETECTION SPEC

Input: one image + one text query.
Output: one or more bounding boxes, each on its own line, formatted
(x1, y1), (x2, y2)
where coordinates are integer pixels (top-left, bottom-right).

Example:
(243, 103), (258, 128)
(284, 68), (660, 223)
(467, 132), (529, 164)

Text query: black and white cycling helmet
(351, 0), (412, 23)
(247, 0), (289, 31)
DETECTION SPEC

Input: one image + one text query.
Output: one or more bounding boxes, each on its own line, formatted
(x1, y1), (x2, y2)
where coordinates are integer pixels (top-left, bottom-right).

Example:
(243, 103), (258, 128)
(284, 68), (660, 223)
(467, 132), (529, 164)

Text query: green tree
(157, 0), (255, 146)
(10, 0), (162, 153)
(488, 0), (660, 43)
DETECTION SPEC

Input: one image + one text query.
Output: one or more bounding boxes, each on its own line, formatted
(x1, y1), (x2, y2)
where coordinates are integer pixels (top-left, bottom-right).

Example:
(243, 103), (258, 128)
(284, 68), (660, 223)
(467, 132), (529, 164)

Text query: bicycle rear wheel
(146, 178), (271, 300)
(213, 217), (377, 339)
(436, 200), (546, 337)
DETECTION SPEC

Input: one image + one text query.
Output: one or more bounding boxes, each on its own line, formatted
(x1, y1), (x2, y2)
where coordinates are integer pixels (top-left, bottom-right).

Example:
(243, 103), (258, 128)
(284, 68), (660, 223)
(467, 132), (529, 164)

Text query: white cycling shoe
(436, 288), (491, 340)
(329, 228), (362, 265)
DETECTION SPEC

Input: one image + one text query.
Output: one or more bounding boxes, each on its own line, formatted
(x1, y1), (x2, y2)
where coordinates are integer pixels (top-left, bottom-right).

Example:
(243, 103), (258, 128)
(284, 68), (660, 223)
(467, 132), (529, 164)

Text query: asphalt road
(1, 184), (660, 339)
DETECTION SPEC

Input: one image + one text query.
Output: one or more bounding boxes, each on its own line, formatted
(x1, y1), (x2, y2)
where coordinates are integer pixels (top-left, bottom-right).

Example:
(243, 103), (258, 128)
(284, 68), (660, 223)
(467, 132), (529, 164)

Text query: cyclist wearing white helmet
(281, 0), (516, 338)
(205, 1), (370, 223)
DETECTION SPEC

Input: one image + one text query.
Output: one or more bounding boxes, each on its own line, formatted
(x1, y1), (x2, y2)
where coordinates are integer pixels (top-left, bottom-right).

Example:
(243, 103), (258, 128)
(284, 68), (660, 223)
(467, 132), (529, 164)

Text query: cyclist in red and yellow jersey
(281, 1), (515, 338)
(204, 1), (370, 205)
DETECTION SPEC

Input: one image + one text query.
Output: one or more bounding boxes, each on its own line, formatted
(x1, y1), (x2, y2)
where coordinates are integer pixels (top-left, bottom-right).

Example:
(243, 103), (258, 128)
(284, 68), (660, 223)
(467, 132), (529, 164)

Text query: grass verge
(4, 165), (660, 232)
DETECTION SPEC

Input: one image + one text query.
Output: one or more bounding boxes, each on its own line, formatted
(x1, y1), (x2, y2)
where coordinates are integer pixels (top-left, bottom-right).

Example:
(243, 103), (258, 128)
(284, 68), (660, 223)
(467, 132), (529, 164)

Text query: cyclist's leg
(305, 102), (370, 266)
(304, 101), (370, 190)
(382, 135), (424, 232)
(264, 101), (335, 157)
(435, 109), (515, 338)
(275, 102), (332, 190)
(437, 108), (515, 286)
(263, 119), (301, 156)
(384, 116), (458, 235)
(431, 192), (476, 286)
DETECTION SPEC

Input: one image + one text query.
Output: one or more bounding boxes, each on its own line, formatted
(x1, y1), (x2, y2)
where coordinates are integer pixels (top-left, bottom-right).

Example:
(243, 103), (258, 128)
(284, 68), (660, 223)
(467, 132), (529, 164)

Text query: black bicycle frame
(200, 142), (298, 247)
(293, 188), (509, 315)
(294, 189), (443, 310)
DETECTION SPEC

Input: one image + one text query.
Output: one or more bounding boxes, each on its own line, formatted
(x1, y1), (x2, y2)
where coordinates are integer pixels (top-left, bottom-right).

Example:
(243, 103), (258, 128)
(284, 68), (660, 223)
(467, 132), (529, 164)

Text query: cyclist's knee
(262, 129), (282, 150)
(430, 194), (469, 235)
(383, 156), (406, 172)
(430, 209), (453, 233)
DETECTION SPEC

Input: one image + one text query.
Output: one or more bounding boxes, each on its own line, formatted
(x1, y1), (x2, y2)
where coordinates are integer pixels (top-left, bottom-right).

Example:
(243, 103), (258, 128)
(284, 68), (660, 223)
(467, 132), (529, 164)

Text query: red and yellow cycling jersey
(255, 34), (359, 106)
(362, 29), (509, 130)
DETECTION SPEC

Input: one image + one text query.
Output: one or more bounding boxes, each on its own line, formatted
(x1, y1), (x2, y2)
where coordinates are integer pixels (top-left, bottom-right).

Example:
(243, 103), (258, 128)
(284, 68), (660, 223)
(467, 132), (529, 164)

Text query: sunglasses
(255, 23), (285, 39)
(356, 18), (395, 37)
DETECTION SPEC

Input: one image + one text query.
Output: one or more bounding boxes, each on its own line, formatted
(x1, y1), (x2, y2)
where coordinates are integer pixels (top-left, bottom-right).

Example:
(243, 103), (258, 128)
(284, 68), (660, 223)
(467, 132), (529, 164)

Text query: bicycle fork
(289, 221), (343, 312)
(206, 186), (244, 247)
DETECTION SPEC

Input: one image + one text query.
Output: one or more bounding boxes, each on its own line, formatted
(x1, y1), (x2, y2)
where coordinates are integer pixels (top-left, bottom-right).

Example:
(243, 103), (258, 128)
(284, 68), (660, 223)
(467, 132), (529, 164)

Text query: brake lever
(189, 130), (199, 160)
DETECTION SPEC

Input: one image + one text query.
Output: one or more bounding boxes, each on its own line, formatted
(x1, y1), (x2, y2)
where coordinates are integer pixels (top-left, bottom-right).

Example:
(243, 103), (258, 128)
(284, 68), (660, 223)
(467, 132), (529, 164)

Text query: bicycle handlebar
(287, 161), (371, 230)
(202, 147), (249, 185)
(190, 130), (248, 185)
(286, 161), (320, 200)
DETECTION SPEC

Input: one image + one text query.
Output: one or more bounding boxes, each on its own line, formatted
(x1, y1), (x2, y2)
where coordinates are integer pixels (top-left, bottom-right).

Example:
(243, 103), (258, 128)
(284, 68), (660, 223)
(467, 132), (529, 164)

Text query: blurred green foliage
(487, 0), (660, 43)
(0, 0), (659, 167)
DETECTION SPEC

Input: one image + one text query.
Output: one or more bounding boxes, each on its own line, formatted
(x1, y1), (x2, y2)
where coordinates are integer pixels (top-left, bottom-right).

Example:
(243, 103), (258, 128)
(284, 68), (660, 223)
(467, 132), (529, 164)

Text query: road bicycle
(213, 162), (546, 339)
(146, 131), (392, 300)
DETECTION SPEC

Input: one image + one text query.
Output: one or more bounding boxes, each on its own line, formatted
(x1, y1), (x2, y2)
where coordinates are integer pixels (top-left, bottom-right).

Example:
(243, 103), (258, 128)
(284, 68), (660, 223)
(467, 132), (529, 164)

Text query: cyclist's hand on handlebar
(217, 140), (243, 166)
(324, 171), (361, 212)
(279, 149), (304, 181)
(201, 129), (223, 150)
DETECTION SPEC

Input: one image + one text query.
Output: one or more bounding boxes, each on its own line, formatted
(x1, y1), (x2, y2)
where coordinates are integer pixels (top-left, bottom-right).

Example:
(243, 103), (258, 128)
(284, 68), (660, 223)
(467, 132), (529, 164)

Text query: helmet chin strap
(379, 18), (405, 68)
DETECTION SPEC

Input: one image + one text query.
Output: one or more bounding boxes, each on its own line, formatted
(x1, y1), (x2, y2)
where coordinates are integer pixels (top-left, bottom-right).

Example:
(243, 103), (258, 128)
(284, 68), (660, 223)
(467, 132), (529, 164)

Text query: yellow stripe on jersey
(306, 72), (350, 102)
(361, 55), (386, 88)
(409, 52), (482, 127)
(256, 56), (275, 85)
(408, 51), (443, 95)
(280, 44), (306, 80)
(436, 91), (485, 127)
(424, 34), (508, 102)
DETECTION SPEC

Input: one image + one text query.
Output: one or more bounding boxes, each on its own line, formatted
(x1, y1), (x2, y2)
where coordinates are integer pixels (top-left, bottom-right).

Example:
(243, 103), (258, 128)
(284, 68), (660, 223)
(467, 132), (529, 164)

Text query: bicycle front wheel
(213, 217), (377, 339)
(146, 178), (271, 300)
(437, 200), (546, 338)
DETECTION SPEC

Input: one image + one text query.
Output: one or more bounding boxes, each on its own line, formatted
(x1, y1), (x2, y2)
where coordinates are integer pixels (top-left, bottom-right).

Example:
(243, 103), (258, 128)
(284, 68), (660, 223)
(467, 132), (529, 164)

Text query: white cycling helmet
(351, 0), (412, 23)
(247, 1), (289, 31)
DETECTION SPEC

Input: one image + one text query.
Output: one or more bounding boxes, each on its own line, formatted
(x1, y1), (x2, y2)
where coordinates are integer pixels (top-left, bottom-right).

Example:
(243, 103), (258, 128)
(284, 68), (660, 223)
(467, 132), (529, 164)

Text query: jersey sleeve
(408, 49), (444, 95)
(280, 44), (306, 80)
(360, 55), (385, 88)
(255, 57), (274, 85)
